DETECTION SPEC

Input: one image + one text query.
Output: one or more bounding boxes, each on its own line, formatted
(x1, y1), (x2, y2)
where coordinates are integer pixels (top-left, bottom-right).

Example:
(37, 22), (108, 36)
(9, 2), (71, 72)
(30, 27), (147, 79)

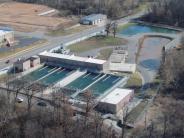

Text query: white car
(16, 97), (24, 103)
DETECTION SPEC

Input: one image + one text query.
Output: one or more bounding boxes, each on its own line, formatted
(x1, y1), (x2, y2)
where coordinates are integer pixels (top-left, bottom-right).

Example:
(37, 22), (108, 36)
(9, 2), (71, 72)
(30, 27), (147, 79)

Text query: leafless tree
(105, 21), (112, 37)
(143, 0), (184, 27)
(121, 107), (129, 138)
(112, 21), (118, 38)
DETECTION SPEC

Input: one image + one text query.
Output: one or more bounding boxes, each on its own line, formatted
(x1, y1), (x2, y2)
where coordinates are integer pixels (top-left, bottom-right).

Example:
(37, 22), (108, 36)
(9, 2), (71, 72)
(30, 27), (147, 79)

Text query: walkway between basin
(55, 70), (86, 87)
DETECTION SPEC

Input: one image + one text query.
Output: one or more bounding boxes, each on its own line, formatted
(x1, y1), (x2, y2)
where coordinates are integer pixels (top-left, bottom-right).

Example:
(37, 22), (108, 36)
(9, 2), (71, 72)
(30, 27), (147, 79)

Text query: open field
(68, 36), (127, 53)
(47, 25), (92, 36)
(0, 2), (76, 32)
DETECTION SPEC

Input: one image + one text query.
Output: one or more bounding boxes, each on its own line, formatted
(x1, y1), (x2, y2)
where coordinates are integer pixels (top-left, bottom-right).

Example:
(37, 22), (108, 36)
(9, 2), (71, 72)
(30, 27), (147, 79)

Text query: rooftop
(14, 58), (30, 64)
(39, 51), (106, 64)
(100, 88), (133, 104)
(29, 55), (40, 60)
(81, 14), (106, 21)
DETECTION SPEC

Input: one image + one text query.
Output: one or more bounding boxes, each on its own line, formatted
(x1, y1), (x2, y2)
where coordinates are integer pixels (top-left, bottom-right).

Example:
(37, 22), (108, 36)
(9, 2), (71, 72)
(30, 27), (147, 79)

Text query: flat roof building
(39, 51), (107, 72)
(98, 88), (134, 114)
(80, 14), (107, 25)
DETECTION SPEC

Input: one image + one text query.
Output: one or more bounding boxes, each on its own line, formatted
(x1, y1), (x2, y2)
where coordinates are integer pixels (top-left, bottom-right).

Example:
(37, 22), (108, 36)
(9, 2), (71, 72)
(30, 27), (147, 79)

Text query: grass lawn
(97, 48), (113, 60)
(68, 35), (127, 53)
(47, 25), (92, 36)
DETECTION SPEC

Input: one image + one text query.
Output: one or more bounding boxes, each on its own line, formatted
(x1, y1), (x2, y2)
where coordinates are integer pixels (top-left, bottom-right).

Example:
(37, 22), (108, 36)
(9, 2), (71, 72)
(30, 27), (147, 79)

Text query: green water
(88, 75), (122, 97)
(39, 68), (73, 85)
(119, 23), (178, 36)
(66, 72), (104, 90)
(24, 66), (55, 81)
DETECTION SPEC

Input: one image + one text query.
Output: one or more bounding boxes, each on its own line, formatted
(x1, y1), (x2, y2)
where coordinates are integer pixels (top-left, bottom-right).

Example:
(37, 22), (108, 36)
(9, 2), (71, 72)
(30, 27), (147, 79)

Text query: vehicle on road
(5, 60), (10, 64)
(37, 101), (47, 107)
(16, 97), (24, 103)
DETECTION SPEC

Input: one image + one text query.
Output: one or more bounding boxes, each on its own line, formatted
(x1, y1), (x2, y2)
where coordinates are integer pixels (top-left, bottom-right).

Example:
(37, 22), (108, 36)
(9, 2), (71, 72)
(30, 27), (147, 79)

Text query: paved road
(0, 26), (105, 70)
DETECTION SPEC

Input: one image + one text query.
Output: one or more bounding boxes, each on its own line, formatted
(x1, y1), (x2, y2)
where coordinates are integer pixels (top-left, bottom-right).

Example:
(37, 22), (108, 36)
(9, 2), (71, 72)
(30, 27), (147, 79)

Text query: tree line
(0, 75), (121, 138)
(141, 0), (184, 27)
(159, 34), (184, 99)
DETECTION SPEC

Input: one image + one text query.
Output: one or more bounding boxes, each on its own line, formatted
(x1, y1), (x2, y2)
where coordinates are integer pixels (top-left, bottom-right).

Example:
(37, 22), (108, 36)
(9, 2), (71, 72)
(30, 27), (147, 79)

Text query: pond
(118, 23), (178, 36)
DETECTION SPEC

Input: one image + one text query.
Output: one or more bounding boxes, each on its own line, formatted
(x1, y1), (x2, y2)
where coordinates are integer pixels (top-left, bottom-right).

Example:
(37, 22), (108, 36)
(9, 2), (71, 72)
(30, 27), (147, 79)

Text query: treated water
(24, 66), (55, 81)
(88, 75), (122, 97)
(66, 72), (103, 90)
(40, 68), (73, 85)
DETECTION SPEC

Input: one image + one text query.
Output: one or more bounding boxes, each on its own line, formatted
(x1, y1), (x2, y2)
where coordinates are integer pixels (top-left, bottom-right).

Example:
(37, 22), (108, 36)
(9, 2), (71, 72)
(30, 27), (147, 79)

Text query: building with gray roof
(80, 14), (107, 25)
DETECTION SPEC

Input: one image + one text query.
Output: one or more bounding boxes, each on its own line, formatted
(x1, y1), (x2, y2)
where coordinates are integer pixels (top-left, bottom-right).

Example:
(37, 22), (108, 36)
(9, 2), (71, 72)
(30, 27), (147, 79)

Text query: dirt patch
(0, 2), (76, 32)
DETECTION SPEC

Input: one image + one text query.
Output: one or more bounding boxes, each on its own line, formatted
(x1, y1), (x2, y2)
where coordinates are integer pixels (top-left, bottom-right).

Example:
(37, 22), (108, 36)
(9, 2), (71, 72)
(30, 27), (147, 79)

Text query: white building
(39, 51), (108, 72)
(109, 63), (136, 73)
(98, 88), (134, 114)
(0, 29), (14, 47)
(80, 14), (107, 25)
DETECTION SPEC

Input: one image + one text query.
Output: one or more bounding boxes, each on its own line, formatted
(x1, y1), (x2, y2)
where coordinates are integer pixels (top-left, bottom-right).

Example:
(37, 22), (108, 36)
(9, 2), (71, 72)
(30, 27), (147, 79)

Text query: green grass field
(68, 35), (127, 53)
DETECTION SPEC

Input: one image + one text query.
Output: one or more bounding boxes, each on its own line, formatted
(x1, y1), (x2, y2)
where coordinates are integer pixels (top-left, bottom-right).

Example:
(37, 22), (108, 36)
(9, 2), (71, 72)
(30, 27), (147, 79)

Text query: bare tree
(121, 107), (129, 138)
(105, 21), (112, 37)
(148, 122), (154, 138)
(112, 21), (118, 38)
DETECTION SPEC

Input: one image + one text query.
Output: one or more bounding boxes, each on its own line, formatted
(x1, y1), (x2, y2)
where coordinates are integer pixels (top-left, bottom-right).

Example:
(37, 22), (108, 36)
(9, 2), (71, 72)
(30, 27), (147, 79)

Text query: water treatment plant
(8, 19), (181, 116)
(1, 1), (184, 137)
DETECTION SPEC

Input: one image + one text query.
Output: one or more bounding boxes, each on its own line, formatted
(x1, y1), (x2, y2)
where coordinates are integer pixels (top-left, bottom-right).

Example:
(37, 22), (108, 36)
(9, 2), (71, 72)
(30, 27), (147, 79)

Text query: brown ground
(0, 2), (76, 32)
